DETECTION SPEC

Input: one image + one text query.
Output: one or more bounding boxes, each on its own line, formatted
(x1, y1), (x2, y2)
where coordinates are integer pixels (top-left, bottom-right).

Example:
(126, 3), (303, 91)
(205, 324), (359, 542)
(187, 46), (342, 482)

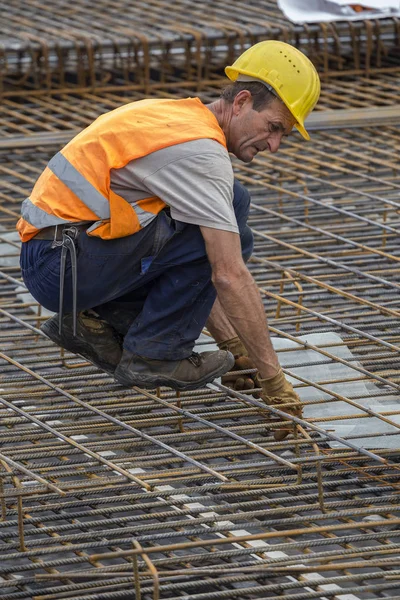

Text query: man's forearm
(213, 269), (280, 378)
(206, 297), (236, 343)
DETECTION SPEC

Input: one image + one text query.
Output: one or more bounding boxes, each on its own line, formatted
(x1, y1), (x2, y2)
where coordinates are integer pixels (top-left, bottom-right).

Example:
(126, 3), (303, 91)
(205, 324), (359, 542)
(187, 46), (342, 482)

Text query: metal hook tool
(57, 226), (78, 336)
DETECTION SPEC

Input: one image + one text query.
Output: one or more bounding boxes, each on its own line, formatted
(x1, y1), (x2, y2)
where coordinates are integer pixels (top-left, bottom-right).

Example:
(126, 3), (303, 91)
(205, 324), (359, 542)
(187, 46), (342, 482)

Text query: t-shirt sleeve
(114, 139), (239, 234)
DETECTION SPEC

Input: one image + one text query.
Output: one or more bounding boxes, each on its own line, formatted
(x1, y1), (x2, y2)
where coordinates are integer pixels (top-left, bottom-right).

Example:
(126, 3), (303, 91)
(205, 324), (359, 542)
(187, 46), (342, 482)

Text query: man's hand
(200, 227), (280, 378)
(217, 336), (258, 392)
(200, 226), (303, 440)
(257, 368), (303, 441)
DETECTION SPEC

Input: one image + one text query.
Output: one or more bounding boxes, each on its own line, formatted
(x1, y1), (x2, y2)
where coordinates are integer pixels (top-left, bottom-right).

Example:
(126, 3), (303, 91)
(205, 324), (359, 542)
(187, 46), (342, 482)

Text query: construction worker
(17, 41), (320, 438)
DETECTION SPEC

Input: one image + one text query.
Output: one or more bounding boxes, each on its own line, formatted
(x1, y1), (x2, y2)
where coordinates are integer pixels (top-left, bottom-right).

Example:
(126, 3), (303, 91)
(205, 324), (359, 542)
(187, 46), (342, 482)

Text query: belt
(33, 223), (91, 241)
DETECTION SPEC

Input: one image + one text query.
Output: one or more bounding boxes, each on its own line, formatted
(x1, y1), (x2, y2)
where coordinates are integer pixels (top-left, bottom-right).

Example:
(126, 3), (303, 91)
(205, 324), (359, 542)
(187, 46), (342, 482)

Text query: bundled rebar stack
(1, 0), (400, 96)
(1, 1), (400, 599)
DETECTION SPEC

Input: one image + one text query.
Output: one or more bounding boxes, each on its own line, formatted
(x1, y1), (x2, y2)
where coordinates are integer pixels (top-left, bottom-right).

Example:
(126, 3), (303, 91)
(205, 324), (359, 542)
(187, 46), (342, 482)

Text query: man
(17, 41), (320, 438)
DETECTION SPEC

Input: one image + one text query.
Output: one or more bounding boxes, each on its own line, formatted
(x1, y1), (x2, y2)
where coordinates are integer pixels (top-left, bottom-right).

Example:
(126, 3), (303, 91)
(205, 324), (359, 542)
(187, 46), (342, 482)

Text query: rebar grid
(1, 0), (400, 96)
(1, 71), (400, 144)
(1, 72), (400, 236)
(0, 97), (400, 598)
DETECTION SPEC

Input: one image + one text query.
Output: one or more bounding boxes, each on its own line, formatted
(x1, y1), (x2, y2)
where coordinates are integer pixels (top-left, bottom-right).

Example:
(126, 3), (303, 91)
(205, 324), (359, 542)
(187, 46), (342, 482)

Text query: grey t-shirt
(110, 138), (239, 233)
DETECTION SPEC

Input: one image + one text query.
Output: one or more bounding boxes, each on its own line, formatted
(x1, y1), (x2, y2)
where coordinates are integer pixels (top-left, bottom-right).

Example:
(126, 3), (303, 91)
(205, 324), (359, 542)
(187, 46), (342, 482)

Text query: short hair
(220, 81), (277, 111)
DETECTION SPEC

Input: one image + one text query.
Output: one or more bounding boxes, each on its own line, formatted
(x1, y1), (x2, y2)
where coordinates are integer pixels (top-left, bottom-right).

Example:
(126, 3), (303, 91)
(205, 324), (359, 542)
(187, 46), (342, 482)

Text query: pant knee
(233, 180), (252, 261)
(241, 225), (254, 262)
(233, 180), (251, 233)
(233, 180), (251, 220)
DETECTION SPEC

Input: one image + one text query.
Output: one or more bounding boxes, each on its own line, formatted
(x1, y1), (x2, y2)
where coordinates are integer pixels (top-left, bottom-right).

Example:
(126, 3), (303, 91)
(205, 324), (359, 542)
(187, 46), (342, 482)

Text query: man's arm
(206, 296), (237, 343)
(200, 226), (280, 379)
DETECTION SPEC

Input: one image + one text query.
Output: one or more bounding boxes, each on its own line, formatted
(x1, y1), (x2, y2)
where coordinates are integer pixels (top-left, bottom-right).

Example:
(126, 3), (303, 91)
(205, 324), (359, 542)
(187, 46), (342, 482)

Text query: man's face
(227, 92), (296, 163)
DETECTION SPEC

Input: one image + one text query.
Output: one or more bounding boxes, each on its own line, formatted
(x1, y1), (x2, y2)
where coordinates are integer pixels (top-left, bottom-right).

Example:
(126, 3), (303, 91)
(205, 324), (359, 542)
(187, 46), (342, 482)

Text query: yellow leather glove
(257, 368), (303, 441)
(217, 337), (258, 392)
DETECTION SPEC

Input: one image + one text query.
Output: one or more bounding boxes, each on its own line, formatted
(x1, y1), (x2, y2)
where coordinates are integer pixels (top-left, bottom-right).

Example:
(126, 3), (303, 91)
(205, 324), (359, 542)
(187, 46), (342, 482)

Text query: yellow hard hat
(225, 41), (320, 140)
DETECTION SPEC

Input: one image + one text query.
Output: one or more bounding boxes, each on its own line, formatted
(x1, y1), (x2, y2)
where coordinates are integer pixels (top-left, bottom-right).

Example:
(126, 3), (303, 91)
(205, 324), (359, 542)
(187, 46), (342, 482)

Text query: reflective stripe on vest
(48, 153), (110, 219)
(24, 152), (158, 231)
(86, 204), (156, 234)
(133, 204), (158, 228)
(17, 98), (228, 242)
(20, 197), (71, 228)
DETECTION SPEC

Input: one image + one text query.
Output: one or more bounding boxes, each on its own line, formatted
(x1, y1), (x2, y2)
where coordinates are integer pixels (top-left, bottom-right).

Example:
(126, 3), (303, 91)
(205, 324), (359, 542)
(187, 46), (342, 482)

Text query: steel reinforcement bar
(1, 0), (400, 96)
(0, 86), (400, 599)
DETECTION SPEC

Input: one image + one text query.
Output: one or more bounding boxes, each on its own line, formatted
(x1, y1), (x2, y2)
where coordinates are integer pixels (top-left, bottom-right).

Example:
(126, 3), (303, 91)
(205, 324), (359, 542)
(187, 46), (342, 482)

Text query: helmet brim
(295, 122), (310, 141)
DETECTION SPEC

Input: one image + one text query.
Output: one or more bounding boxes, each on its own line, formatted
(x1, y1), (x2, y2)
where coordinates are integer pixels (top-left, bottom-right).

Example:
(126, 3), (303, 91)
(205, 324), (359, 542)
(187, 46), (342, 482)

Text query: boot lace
(187, 352), (202, 367)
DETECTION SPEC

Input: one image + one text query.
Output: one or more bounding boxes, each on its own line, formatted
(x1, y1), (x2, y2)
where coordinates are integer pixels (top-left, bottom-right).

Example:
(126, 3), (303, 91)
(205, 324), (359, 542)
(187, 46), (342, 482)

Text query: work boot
(40, 311), (123, 374)
(114, 349), (235, 390)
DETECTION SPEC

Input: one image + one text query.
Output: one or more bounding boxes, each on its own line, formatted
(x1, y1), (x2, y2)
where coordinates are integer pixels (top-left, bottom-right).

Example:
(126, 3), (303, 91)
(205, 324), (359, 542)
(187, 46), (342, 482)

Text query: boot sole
(114, 354), (235, 391)
(41, 318), (118, 374)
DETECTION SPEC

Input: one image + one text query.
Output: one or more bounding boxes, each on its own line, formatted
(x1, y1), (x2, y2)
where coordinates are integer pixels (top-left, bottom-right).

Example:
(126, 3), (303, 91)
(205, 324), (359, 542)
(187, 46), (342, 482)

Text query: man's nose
(269, 134), (282, 154)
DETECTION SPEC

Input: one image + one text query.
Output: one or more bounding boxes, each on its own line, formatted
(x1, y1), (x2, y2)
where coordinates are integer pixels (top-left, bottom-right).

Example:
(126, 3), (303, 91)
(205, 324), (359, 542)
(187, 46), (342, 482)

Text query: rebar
(1, 10), (400, 598)
(1, 0), (400, 97)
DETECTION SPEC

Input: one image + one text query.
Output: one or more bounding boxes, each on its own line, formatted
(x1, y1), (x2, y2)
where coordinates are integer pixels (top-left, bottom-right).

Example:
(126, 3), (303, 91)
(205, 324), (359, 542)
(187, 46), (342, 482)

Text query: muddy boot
(41, 311), (123, 374)
(114, 349), (234, 390)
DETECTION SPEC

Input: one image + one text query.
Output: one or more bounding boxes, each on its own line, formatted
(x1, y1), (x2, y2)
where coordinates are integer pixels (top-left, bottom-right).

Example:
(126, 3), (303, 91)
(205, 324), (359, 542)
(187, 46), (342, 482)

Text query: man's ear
(232, 90), (252, 116)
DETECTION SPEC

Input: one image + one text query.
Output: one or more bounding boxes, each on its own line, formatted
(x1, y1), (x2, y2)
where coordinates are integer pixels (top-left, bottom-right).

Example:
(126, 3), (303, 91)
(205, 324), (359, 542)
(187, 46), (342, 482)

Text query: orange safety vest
(17, 98), (227, 242)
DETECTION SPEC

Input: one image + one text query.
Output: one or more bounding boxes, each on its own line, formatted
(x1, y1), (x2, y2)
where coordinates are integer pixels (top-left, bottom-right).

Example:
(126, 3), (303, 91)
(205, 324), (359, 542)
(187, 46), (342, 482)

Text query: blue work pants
(20, 180), (253, 360)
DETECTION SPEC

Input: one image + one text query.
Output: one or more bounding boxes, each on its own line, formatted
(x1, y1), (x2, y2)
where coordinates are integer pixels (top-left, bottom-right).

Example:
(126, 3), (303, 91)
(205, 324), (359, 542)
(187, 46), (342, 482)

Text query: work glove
(217, 336), (258, 393)
(256, 368), (303, 441)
